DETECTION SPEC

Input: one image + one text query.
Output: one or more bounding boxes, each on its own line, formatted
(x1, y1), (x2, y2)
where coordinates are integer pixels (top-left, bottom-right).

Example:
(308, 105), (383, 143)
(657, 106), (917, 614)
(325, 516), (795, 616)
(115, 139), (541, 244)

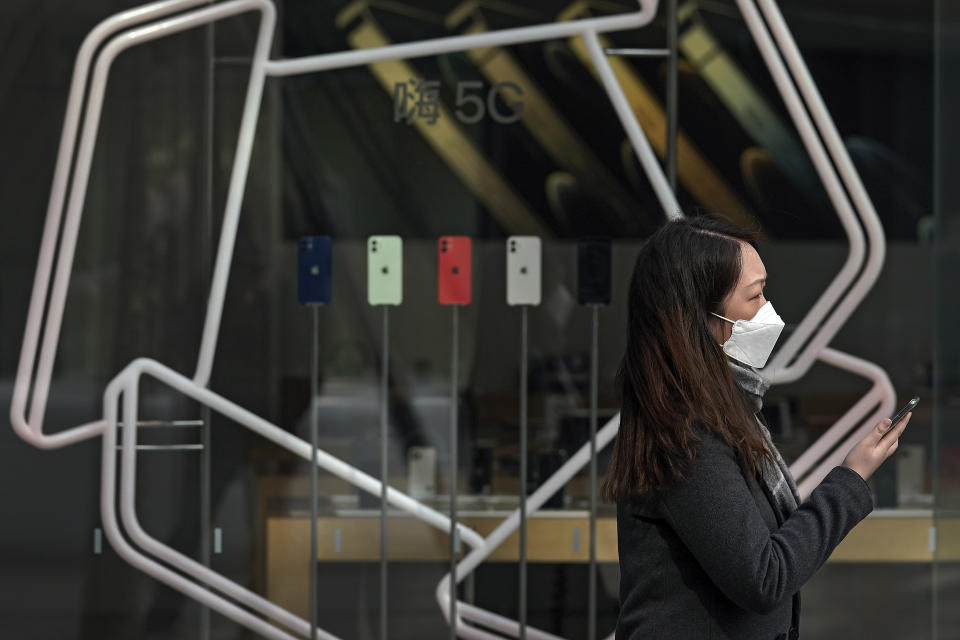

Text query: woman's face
(709, 240), (768, 345)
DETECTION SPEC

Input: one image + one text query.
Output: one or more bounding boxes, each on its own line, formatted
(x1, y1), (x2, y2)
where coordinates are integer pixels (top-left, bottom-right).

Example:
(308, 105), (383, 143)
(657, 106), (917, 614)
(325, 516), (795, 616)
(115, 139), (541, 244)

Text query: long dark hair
(601, 215), (777, 502)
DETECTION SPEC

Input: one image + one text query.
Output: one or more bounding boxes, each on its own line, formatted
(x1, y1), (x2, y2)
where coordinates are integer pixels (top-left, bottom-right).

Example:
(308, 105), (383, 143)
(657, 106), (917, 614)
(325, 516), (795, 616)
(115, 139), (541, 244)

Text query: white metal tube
(731, 0), (894, 505)
(794, 348), (895, 498)
(435, 576), (502, 640)
(796, 406), (887, 499)
(100, 379), (300, 640)
(790, 355), (891, 482)
(14, 2), (900, 639)
(731, 0), (867, 386)
(262, 3), (658, 77)
(582, 29), (682, 220)
(193, 1), (275, 386)
(435, 413), (623, 638)
(465, 414), (619, 580)
(124, 357), (483, 547)
(117, 366), (325, 638)
(15, 0), (273, 445)
(9, 0), (208, 448)
(748, 0), (888, 383)
(792, 383), (886, 483)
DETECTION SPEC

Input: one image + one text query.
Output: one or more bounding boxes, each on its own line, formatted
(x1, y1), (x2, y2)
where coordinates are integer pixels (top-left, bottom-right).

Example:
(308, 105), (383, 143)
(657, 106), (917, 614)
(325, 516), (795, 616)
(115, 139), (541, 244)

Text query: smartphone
(298, 236), (332, 305)
(438, 236), (472, 305)
(367, 235), (402, 305)
(407, 446), (436, 500)
(886, 395), (919, 433)
(577, 237), (611, 305)
(507, 235), (541, 306)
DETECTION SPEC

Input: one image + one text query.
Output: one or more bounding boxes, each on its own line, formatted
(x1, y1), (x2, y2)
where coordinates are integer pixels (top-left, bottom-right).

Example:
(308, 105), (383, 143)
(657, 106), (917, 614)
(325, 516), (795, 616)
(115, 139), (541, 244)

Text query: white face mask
(710, 300), (785, 369)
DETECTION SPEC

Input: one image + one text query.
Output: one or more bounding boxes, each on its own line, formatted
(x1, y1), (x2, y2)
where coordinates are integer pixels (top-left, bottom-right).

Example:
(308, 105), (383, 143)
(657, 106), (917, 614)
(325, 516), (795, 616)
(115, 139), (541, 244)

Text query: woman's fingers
(886, 439), (900, 460)
(845, 410), (914, 481)
(880, 411), (911, 448)
(875, 418), (892, 440)
(899, 411), (912, 430)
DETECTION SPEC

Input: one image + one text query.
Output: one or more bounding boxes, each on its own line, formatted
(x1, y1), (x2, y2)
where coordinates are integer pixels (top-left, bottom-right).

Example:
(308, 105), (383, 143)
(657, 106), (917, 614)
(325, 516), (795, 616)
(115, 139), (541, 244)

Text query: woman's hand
(841, 412), (912, 482)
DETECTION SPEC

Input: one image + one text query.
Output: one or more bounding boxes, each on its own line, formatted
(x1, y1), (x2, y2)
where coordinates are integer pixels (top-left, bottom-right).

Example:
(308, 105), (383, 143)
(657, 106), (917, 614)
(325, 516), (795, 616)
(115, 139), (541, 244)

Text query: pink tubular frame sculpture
(11, 0), (893, 637)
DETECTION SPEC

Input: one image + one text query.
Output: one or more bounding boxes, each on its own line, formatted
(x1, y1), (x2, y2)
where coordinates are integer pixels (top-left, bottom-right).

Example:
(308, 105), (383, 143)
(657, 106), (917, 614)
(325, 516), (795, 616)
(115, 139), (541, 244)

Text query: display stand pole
(380, 306), (390, 640)
(449, 305), (460, 640)
(588, 305), (599, 640)
(310, 305), (320, 640)
(519, 305), (529, 640)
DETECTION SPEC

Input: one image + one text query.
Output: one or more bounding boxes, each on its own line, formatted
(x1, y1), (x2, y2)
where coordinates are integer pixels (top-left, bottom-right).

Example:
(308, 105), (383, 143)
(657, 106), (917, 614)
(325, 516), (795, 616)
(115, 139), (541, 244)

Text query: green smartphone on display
(367, 235), (403, 306)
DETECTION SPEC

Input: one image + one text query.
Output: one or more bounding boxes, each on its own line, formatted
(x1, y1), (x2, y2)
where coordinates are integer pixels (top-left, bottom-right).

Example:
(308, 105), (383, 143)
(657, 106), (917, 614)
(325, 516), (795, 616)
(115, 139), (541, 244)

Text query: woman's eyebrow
(747, 276), (767, 286)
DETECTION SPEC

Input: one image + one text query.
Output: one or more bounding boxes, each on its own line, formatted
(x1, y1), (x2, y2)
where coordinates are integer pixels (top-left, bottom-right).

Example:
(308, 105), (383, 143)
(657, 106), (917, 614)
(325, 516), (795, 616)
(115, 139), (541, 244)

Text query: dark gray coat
(614, 419), (874, 639)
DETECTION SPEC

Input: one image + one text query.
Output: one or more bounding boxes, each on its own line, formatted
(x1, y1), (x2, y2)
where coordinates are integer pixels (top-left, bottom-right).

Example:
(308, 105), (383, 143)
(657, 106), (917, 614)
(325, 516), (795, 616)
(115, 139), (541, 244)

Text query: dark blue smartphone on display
(298, 236), (332, 305)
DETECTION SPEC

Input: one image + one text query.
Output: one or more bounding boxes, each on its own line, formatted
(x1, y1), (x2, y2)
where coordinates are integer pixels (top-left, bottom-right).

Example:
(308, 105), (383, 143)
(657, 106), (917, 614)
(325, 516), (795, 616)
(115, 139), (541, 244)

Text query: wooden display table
(265, 509), (948, 619)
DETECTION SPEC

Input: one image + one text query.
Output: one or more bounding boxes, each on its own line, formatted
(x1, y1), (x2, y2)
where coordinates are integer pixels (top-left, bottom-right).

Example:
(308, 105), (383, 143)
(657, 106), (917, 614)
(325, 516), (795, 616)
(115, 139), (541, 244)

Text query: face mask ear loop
(709, 311), (733, 348)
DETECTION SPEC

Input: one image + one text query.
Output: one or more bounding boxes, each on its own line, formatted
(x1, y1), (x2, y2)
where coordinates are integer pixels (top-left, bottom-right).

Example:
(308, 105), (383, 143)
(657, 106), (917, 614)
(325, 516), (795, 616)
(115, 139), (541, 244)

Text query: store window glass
(0, 1), (944, 638)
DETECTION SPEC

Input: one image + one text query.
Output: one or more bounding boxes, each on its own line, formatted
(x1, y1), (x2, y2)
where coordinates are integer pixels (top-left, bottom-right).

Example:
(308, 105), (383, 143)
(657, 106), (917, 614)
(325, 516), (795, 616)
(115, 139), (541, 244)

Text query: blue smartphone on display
(298, 236), (332, 305)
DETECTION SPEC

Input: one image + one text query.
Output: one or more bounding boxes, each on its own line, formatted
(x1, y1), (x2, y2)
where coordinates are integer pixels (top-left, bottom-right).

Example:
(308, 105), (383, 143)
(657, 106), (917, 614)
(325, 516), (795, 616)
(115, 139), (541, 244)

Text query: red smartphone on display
(438, 236), (472, 305)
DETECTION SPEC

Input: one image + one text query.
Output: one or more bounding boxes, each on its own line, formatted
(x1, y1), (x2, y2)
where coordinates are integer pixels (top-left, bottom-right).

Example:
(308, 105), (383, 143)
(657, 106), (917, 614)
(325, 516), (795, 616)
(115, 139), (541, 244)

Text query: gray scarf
(727, 359), (801, 520)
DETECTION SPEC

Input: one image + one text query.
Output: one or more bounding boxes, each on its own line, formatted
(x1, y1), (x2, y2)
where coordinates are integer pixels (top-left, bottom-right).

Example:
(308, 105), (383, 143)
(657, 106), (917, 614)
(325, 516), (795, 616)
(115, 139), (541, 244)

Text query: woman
(603, 216), (911, 640)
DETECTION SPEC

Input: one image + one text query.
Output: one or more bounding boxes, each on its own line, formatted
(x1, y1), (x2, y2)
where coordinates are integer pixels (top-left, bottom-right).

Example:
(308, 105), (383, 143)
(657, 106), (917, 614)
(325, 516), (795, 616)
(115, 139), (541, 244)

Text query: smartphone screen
(577, 237), (611, 305)
(368, 235), (402, 306)
(438, 236), (471, 305)
(298, 236), (332, 305)
(507, 235), (541, 306)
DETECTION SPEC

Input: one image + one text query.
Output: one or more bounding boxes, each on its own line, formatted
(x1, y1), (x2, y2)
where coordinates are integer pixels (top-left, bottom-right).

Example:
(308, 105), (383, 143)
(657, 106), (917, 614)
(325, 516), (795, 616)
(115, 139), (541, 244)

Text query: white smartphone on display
(407, 446), (436, 499)
(506, 235), (541, 306)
